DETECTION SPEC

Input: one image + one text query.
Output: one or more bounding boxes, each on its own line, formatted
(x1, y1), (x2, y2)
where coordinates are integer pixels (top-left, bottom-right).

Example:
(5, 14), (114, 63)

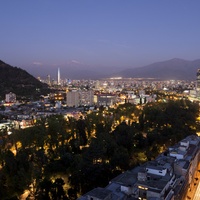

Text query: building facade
(196, 69), (200, 98)
(5, 92), (16, 103)
(80, 90), (94, 106)
(66, 90), (80, 107)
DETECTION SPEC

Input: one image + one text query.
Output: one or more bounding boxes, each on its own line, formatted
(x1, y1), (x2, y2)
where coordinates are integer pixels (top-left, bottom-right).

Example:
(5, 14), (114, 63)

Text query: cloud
(71, 59), (80, 64)
(33, 61), (43, 66)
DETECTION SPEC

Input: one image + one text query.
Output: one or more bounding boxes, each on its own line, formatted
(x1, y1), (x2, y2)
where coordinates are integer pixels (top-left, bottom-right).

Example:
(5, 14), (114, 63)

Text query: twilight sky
(1, 0), (200, 78)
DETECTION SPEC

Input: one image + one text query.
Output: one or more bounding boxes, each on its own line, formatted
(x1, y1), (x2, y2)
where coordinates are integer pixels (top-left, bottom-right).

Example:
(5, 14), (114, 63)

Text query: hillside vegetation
(0, 60), (49, 100)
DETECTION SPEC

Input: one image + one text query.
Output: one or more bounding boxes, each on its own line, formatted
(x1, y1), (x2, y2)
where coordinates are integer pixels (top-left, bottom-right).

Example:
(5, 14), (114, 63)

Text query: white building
(5, 92), (16, 103)
(66, 90), (80, 107)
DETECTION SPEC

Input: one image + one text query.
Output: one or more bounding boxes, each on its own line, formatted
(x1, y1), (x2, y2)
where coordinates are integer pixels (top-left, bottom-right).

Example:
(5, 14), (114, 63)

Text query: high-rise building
(66, 90), (80, 107)
(197, 69), (200, 89)
(58, 68), (60, 85)
(196, 69), (200, 98)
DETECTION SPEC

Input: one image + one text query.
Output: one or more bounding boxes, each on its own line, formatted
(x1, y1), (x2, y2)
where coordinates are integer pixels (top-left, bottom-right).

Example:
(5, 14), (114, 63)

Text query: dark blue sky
(1, 0), (200, 78)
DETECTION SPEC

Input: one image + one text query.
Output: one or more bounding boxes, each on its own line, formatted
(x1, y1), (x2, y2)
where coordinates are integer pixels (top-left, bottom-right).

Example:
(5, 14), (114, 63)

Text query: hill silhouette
(113, 58), (200, 80)
(0, 60), (50, 100)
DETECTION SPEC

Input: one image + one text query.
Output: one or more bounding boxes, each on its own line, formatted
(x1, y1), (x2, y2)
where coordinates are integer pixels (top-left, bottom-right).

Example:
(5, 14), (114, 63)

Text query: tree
(112, 121), (134, 153)
(50, 178), (67, 200)
(47, 116), (60, 151)
(110, 146), (130, 170)
(35, 178), (52, 200)
(76, 116), (87, 145)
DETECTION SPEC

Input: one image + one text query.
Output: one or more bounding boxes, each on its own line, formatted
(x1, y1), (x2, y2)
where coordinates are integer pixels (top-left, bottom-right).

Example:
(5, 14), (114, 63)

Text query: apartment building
(80, 90), (94, 106)
(66, 90), (80, 107)
(66, 90), (94, 107)
(5, 92), (16, 103)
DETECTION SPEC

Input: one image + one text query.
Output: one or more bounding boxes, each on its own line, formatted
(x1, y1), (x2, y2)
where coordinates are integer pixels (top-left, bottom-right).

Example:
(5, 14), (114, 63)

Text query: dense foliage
(0, 100), (198, 199)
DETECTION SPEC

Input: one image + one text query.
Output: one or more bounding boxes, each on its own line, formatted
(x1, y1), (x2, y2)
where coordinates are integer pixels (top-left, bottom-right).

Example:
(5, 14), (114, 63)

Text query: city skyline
(1, 1), (200, 78)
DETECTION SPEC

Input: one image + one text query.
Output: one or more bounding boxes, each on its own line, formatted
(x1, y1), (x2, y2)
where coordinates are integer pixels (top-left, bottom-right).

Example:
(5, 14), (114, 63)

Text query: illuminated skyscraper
(58, 68), (60, 85)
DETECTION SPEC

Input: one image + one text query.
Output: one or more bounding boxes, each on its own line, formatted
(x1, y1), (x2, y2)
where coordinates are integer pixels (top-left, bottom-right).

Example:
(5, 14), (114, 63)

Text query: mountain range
(54, 58), (200, 80)
(28, 58), (200, 80)
(112, 58), (200, 80)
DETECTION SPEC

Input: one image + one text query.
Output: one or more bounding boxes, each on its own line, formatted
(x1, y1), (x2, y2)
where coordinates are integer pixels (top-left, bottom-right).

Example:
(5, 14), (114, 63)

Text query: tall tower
(58, 68), (60, 85)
